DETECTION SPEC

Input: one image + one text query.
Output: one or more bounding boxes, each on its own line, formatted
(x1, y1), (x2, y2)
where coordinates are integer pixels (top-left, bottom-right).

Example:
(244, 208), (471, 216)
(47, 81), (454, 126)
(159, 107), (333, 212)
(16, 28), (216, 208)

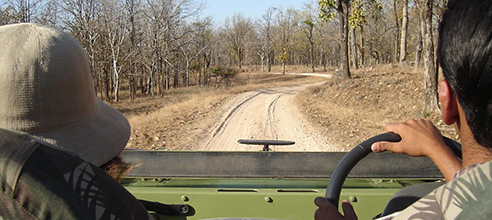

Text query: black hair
(438, 0), (492, 149)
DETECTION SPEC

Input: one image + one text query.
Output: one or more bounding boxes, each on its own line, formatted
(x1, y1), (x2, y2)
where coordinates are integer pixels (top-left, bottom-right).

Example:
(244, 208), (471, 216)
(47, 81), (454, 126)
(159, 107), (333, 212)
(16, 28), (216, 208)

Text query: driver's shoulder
(394, 161), (492, 220)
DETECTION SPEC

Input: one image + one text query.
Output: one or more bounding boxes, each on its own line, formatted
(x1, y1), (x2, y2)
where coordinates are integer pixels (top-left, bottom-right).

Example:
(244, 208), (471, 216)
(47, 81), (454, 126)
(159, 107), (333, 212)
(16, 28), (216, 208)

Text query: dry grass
(297, 65), (458, 151)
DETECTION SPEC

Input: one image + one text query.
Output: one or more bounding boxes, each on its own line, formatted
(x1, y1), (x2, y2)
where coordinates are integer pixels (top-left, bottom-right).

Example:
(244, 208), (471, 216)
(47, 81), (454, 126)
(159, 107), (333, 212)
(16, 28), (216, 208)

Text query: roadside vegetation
(298, 65), (457, 151)
(111, 64), (457, 151)
(2, 0), (445, 110)
(1, 0), (454, 150)
(111, 67), (322, 150)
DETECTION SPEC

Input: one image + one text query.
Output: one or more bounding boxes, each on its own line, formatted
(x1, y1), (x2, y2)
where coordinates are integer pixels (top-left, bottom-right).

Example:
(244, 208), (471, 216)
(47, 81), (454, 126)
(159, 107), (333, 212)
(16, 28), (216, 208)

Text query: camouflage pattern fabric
(393, 161), (492, 219)
(0, 128), (152, 220)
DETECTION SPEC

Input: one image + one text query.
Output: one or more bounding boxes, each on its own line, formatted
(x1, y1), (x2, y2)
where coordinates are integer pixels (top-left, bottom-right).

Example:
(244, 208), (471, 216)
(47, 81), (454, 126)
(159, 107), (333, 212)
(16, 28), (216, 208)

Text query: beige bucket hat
(0, 23), (130, 166)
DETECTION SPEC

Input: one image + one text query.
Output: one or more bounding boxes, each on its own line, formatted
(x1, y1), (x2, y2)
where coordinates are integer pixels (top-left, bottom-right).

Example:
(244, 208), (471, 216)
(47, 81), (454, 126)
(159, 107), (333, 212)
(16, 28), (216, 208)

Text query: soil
(297, 65), (457, 151)
(198, 78), (333, 152)
(111, 65), (458, 152)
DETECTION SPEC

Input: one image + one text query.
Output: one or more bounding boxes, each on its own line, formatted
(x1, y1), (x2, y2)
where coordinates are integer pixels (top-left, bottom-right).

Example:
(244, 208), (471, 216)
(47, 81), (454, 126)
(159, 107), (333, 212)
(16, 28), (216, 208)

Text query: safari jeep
(120, 134), (461, 220)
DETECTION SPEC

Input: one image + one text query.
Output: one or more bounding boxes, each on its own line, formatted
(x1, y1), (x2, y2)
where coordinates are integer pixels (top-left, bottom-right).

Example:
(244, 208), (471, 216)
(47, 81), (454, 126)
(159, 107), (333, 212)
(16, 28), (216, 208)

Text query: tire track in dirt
(199, 76), (334, 151)
(267, 94), (281, 140)
(210, 92), (261, 138)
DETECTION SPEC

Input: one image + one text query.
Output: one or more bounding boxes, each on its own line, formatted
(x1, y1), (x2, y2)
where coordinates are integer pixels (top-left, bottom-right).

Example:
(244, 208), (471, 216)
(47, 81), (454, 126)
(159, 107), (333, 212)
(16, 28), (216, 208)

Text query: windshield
(0, 0), (457, 152)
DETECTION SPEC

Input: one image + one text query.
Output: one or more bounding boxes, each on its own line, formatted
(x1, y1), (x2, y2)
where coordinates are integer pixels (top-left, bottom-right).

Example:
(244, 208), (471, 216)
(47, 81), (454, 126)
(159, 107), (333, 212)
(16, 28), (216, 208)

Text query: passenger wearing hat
(0, 23), (130, 168)
(0, 23), (151, 219)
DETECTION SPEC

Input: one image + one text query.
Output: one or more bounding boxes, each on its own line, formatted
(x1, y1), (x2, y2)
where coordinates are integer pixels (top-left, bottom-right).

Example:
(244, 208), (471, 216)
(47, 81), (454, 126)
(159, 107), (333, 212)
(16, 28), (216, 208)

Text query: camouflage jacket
(0, 128), (152, 220)
(393, 160), (492, 219)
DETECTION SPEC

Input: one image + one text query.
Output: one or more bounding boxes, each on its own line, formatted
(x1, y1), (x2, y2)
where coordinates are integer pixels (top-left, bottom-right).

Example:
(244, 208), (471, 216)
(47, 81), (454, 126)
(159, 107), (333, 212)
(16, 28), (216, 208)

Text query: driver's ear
(439, 80), (459, 125)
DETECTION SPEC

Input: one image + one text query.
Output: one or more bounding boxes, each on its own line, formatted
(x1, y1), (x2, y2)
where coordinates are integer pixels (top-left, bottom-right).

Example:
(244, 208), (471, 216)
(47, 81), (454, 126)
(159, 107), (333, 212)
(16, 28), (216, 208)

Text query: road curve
(199, 73), (335, 151)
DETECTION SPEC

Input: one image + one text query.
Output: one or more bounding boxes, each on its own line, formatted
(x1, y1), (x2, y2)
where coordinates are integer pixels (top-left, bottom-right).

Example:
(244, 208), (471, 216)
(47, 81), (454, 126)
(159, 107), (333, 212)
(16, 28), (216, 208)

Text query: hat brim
(32, 99), (130, 166)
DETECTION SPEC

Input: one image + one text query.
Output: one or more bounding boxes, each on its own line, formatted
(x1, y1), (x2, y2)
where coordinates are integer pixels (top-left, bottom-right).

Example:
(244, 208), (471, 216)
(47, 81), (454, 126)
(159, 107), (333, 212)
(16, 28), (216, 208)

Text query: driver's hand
(371, 119), (445, 157)
(371, 118), (462, 181)
(314, 197), (357, 220)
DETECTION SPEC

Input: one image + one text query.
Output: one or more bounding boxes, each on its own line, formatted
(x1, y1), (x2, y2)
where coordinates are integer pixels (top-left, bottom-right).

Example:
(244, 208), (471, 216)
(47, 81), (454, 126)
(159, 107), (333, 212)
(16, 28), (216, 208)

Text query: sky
(202, 0), (312, 24)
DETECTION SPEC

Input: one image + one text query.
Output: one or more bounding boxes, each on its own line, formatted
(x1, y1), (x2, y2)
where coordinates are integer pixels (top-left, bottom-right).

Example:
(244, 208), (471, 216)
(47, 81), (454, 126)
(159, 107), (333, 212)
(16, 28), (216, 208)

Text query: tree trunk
(112, 59), (120, 102)
(310, 44), (315, 72)
(258, 52), (265, 72)
(267, 32), (272, 72)
(420, 0), (438, 111)
(104, 68), (111, 102)
(238, 48), (243, 70)
(400, 0), (409, 65)
(261, 56), (265, 72)
(393, 0), (401, 63)
(186, 59), (190, 87)
(359, 25), (365, 67)
(339, 0), (351, 79)
(128, 0), (137, 101)
(150, 72), (154, 98)
(129, 74), (136, 101)
(305, 23), (315, 73)
(165, 71), (170, 90)
(174, 68), (179, 88)
(322, 52), (327, 71)
(350, 27), (358, 70)
(414, 21), (423, 72)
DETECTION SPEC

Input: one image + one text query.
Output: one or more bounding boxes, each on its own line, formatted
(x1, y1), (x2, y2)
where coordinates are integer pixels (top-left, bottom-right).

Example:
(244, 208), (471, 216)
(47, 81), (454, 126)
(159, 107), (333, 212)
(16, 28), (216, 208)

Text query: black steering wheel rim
(325, 133), (462, 208)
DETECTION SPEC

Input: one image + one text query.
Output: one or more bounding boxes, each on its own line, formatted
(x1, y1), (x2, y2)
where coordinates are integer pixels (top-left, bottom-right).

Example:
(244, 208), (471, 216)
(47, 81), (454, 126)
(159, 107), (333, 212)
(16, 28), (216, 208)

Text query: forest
(0, 0), (446, 109)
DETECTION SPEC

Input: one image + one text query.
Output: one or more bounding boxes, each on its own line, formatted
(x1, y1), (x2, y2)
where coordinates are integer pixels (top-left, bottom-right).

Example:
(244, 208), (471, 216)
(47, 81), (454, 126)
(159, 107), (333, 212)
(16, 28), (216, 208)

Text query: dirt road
(199, 73), (335, 151)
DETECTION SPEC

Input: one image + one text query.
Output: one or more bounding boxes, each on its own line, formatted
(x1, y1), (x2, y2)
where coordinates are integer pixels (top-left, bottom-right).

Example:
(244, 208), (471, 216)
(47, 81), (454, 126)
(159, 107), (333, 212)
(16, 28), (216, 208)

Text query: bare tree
(60, 0), (103, 98)
(348, 0), (366, 70)
(7, 0), (42, 22)
(349, 27), (358, 69)
(35, 0), (58, 26)
(223, 13), (253, 70)
(143, 0), (166, 96)
(319, 0), (351, 79)
(100, 0), (130, 102)
(178, 24), (194, 87)
(179, 19), (212, 86)
(142, 0), (201, 95)
(414, 13), (422, 71)
(300, 9), (316, 72)
(195, 18), (214, 85)
(126, 0), (143, 101)
(399, 0), (409, 65)
(274, 8), (297, 74)
(392, 0), (401, 63)
(364, 0), (394, 65)
(257, 7), (277, 72)
(417, 0), (438, 111)
(316, 16), (339, 71)
(0, 5), (19, 24)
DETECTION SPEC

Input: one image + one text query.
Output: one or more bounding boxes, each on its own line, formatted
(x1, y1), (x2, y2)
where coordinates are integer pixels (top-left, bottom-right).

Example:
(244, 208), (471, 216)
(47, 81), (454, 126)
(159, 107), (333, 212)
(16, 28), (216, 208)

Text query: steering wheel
(325, 133), (462, 208)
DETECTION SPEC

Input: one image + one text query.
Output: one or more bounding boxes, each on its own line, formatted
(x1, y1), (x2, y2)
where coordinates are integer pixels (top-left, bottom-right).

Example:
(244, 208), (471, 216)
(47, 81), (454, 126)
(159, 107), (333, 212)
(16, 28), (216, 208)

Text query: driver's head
(438, 0), (492, 149)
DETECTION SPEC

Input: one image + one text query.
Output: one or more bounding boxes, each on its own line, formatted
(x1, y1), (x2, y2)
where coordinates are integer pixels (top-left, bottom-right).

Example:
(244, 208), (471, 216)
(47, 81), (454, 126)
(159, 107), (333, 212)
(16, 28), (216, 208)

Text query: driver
(314, 0), (492, 219)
